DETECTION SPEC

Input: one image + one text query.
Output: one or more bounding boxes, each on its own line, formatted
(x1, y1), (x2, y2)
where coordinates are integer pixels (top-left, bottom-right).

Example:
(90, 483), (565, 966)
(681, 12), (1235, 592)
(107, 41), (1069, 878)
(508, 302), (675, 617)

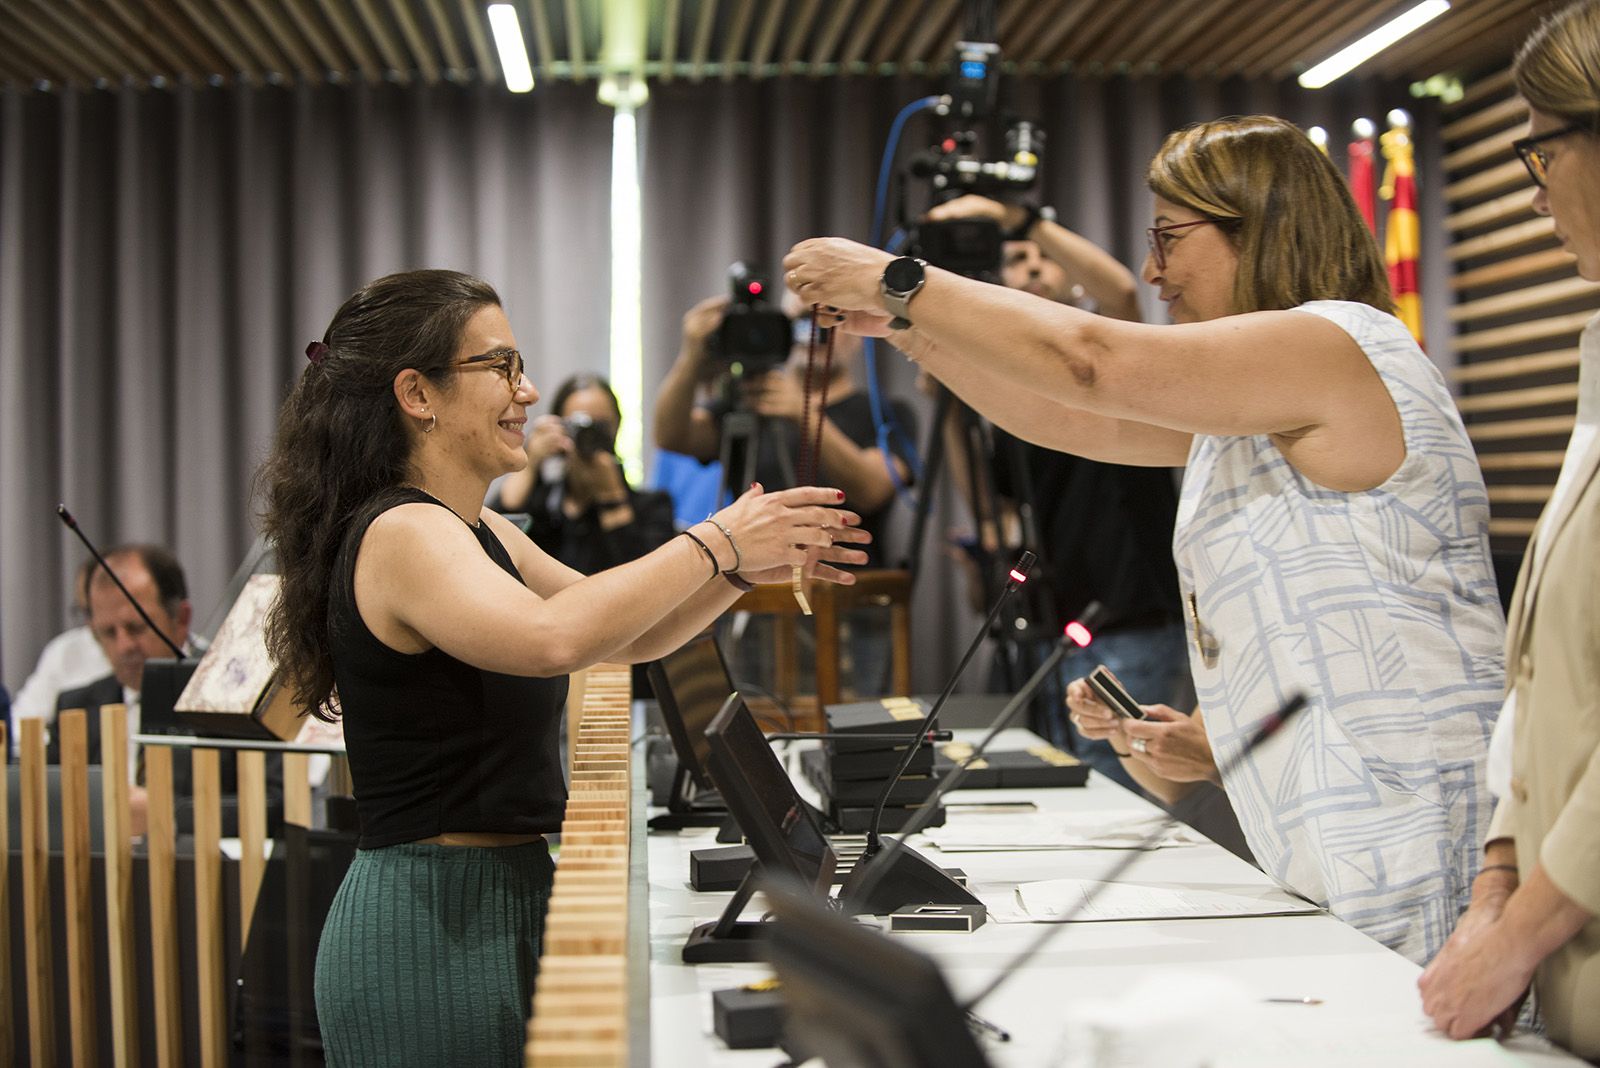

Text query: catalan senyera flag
(1348, 137), (1377, 233)
(1380, 124), (1423, 347)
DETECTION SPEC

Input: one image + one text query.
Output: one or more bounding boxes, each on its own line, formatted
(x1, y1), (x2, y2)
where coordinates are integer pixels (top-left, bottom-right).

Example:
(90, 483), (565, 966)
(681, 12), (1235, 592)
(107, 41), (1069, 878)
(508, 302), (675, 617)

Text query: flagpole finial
(1352, 117), (1377, 140)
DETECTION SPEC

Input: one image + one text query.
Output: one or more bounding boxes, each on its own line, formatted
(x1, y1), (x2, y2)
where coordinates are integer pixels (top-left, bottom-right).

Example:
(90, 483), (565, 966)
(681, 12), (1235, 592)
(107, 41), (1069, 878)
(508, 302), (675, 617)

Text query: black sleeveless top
(328, 489), (569, 849)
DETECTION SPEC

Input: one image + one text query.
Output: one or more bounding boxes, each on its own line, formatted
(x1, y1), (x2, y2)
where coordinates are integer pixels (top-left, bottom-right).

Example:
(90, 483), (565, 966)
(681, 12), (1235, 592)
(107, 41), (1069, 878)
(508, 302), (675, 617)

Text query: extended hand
(1121, 704), (1219, 783)
(711, 483), (870, 576)
(783, 238), (895, 315)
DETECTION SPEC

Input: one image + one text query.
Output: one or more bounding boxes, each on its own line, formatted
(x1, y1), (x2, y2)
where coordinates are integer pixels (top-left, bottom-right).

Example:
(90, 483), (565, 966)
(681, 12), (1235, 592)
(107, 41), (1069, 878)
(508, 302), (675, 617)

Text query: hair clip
(305, 340), (330, 365)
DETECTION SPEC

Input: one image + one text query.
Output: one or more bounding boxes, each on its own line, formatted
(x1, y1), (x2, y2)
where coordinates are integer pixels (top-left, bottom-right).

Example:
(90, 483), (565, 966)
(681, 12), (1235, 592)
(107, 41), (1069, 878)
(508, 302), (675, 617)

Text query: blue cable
(863, 96), (941, 507)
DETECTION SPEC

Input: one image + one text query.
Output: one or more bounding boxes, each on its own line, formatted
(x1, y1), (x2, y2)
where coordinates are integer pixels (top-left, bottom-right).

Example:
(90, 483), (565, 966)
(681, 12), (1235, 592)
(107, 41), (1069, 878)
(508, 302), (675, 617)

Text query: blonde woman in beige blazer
(1419, 2), (1600, 1057)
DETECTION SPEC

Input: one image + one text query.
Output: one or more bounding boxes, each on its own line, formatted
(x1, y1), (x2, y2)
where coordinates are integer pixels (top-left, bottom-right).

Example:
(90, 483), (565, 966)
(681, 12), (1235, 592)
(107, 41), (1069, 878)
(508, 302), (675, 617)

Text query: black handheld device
(1086, 665), (1146, 721)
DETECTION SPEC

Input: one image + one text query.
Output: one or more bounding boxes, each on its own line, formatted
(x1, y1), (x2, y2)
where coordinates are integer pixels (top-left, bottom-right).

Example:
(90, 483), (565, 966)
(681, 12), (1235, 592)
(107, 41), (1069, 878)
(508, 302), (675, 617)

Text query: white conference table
(643, 730), (1578, 1067)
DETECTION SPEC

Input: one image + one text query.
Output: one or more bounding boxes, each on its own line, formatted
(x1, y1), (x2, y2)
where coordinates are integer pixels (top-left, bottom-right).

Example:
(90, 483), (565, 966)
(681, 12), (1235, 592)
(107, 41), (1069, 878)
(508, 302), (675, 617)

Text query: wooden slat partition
(144, 746), (184, 1066)
(192, 748), (229, 1066)
(1445, 68), (1598, 547)
(58, 711), (99, 1067)
(19, 719), (56, 1066)
(237, 750), (269, 949)
(526, 662), (633, 1066)
(0, 723), (9, 1067)
(99, 704), (139, 1068)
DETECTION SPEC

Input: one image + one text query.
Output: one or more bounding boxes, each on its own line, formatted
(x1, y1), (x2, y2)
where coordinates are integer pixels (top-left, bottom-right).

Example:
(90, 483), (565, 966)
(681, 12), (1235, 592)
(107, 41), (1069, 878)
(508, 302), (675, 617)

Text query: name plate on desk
(176, 574), (302, 740)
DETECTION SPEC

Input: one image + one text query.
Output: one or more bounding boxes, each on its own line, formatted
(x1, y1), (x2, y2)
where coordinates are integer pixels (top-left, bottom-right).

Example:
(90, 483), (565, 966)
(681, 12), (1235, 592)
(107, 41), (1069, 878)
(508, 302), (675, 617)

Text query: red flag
(1348, 138), (1377, 233)
(1381, 123), (1423, 347)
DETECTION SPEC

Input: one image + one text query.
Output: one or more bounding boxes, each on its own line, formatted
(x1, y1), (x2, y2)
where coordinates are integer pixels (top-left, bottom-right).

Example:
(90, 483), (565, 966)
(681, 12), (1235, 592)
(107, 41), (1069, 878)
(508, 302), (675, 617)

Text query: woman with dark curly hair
(259, 268), (868, 1064)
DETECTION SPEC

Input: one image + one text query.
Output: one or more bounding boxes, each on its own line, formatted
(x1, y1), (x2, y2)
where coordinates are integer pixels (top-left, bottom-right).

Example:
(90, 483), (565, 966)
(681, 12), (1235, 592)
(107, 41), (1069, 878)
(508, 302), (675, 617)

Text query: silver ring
(1131, 737), (1148, 754)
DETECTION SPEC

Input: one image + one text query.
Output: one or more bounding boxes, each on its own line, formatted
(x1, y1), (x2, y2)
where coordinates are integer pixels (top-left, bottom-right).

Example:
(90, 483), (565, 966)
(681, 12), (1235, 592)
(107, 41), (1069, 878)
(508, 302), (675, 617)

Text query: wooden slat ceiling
(0, 0), (1561, 91)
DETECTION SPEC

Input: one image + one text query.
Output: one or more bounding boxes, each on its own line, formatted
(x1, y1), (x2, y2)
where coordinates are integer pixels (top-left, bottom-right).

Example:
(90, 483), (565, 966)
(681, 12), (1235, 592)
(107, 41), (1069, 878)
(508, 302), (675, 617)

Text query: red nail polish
(836, 490), (845, 502)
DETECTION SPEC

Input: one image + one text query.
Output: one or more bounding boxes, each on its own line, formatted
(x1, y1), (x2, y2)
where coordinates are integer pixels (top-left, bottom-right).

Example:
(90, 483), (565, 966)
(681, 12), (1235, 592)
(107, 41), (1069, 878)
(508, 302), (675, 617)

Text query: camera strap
(791, 305), (837, 614)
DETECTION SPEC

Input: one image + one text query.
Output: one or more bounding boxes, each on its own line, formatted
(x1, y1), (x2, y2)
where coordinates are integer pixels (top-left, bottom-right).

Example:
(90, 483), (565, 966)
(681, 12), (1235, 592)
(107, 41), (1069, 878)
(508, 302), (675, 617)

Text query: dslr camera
(708, 261), (791, 380)
(563, 412), (614, 459)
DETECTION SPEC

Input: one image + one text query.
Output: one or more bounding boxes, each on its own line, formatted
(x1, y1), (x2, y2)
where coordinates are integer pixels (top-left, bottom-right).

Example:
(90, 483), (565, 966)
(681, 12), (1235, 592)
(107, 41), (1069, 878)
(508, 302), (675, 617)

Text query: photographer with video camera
(654, 266), (914, 570)
(492, 373), (675, 575)
(926, 194), (1191, 797)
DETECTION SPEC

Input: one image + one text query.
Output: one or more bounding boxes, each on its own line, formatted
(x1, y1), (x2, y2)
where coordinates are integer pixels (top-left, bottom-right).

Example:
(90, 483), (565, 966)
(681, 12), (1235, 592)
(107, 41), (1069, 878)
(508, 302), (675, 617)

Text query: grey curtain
(639, 72), (1443, 693)
(1, 81), (613, 689)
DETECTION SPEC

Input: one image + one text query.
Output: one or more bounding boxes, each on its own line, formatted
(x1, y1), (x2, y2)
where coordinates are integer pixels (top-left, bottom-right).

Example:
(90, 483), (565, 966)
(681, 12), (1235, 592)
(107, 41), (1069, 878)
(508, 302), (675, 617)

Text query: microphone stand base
(837, 843), (985, 922)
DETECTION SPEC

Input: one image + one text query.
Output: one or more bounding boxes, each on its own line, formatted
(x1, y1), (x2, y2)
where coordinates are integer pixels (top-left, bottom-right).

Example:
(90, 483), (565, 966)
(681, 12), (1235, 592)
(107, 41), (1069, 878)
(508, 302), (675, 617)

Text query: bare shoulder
(362, 501), (476, 561)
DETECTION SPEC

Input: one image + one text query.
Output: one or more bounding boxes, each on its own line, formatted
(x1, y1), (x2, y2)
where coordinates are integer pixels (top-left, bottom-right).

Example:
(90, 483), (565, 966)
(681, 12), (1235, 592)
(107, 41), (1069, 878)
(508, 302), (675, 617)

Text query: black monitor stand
(681, 868), (772, 964)
(647, 761), (728, 831)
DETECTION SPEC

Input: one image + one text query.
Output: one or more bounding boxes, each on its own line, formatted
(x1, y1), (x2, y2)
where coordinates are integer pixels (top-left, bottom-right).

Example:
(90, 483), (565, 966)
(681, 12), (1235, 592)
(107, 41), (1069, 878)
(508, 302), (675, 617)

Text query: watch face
(883, 257), (925, 294)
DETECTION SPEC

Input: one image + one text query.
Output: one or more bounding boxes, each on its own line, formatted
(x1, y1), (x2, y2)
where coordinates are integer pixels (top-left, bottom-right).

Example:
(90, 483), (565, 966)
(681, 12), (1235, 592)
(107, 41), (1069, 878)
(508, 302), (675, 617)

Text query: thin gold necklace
(401, 483), (480, 529)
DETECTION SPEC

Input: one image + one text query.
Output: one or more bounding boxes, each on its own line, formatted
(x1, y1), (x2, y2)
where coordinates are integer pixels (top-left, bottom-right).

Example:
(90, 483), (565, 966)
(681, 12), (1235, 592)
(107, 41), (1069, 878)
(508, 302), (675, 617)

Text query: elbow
(532, 638), (586, 678)
(1041, 324), (1103, 396)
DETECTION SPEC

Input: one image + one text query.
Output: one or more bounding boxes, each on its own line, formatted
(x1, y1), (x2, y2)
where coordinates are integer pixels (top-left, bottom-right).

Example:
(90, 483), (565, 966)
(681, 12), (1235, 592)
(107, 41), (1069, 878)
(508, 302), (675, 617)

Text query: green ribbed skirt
(313, 840), (556, 1067)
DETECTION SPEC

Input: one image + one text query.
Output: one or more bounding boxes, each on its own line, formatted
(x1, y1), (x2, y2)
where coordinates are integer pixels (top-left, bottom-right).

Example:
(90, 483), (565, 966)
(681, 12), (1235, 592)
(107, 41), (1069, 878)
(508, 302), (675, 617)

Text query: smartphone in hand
(1086, 666), (1147, 720)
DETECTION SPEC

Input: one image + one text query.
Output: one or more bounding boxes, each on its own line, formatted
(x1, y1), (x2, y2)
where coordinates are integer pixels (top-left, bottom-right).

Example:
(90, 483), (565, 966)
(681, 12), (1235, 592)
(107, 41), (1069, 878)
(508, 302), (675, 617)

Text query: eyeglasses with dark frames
(1146, 219), (1223, 271)
(1511, 121), (1595, 189)
(457, 348), (524, 390)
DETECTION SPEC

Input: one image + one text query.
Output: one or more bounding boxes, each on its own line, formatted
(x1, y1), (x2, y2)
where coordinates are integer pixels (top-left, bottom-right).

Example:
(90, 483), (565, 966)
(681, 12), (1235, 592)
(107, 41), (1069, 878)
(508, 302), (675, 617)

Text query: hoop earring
(422, 413), (437, 434)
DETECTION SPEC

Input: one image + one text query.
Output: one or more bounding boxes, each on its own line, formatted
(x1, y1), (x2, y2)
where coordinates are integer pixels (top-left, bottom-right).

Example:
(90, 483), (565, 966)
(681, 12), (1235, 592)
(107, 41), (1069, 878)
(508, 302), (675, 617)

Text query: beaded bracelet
(704, 516), (743, 574)
(681, 529), (719, 580)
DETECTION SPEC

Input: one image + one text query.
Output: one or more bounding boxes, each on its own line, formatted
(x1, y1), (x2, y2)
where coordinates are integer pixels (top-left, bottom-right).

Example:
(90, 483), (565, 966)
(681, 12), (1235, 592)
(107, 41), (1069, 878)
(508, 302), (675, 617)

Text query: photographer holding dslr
(493, 373), (675, 575)
(654, 268), (913, 570)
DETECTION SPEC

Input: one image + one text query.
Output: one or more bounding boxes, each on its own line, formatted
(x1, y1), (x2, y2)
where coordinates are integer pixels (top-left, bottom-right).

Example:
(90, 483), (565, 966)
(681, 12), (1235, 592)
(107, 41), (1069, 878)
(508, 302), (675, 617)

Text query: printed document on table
(922, 811), (1209, 852)
(1004, 877), (1322, 923)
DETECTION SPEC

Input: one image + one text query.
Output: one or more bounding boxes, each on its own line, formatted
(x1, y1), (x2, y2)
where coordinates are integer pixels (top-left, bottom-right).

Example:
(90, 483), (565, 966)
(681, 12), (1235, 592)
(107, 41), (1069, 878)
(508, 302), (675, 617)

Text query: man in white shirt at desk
(50, 545), (196, 835)
(10, 558), (111, 754)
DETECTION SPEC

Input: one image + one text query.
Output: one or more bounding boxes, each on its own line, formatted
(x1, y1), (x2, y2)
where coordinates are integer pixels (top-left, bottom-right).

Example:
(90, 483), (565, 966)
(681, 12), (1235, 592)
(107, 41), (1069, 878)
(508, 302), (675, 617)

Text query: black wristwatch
(880, 256), (928, 330)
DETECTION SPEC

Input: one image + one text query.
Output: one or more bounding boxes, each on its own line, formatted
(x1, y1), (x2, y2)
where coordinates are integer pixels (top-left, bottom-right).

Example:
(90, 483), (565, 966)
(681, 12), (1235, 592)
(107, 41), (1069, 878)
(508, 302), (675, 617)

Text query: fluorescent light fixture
(1298, 0), (1450, 89)
(610, 105), (644, 484)
(487, 4), (535, 92)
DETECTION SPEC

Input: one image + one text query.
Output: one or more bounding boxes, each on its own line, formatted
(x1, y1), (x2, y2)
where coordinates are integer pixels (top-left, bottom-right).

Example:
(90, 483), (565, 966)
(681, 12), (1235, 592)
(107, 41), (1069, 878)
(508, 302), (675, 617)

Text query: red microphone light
(748, 281), (763, 295)
(1008, 568), (1028, 583)
(941, 137), (957, 153)
(1064, 621), (1093, 648)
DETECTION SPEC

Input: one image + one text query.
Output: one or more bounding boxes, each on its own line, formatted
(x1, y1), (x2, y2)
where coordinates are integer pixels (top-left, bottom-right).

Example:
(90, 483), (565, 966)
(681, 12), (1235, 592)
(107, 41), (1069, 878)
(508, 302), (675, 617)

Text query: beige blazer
(1487, 430), (1600, 1059)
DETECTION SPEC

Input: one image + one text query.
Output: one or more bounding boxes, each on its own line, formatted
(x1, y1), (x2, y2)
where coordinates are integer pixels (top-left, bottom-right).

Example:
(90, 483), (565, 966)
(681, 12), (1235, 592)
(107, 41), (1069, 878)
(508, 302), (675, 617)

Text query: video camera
(900, 17), (1043, 281)
(708, 261), (791, 380)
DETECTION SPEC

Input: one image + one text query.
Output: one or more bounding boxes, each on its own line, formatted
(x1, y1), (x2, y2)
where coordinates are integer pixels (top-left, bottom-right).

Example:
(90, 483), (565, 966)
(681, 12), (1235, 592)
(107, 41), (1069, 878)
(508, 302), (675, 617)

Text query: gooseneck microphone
(864, 550), (1037, 855)
(56, 503), (186, 658)
(840, 599), (1107, 916)
(960, 691), (1308, 1012)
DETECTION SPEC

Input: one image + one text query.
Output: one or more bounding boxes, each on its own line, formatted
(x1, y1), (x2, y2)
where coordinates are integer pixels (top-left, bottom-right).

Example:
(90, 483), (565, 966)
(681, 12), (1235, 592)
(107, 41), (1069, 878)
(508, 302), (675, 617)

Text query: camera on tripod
(900, 38), (1043, 281)
(708, 261), (791, 380)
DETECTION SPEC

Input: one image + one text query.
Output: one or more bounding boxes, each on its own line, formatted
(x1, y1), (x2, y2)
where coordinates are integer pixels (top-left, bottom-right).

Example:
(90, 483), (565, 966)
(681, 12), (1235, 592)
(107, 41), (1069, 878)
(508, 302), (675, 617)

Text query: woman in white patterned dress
(782, 115), (1505, 966)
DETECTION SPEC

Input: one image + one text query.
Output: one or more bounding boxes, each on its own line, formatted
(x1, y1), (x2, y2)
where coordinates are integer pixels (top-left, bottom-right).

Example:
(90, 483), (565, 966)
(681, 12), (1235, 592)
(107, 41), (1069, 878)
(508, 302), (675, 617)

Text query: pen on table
(966, 1009), (1011, 1041)
(1261, 996), (1323, 1005)
(947, 801), (1038, 812)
